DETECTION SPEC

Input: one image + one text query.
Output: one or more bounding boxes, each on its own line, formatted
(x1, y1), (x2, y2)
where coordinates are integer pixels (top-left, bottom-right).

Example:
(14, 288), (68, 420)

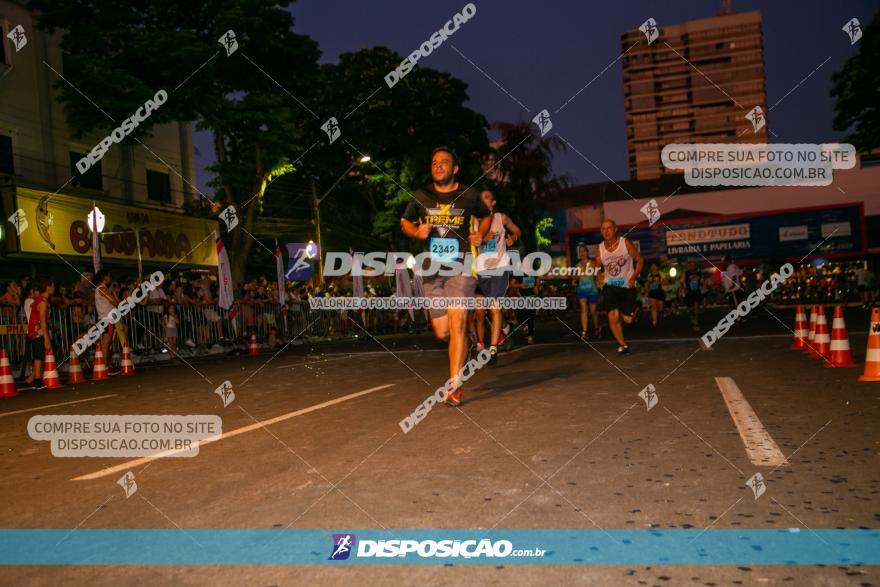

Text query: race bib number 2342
(429, 237), (460, 262)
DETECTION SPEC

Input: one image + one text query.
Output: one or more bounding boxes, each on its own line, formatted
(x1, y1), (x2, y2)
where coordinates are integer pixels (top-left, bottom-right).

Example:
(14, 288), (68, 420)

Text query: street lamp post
(312, 156), (370, 286)
(86, 203), (105, 274)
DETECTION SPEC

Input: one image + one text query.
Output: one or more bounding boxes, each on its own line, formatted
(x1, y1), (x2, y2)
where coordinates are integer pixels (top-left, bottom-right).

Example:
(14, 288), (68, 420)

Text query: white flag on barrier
(217, 238), (236, 335)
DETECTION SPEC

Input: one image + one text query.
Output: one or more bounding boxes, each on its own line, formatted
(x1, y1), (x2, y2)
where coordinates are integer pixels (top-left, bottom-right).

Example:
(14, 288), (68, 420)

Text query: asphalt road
(0, 306), (878, 585)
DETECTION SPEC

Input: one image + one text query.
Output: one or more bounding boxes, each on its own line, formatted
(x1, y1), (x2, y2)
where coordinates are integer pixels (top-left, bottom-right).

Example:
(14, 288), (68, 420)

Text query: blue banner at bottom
(1, 529), (878, 565)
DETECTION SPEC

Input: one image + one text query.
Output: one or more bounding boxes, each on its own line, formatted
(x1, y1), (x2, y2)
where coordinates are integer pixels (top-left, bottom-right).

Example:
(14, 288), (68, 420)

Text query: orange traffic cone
(0, 349), (17, 398)
(92, 343), (109, 381)
(811, 307), (831, 359)
(805, 305), (818, 354)
(825, 305), (856, 368)
(249, 332), (259, 356)
(120, 346), (135, 376)
(791, 305), (808, 350)
(858, 308), (880, 382)
(42, 351), (62, 389)
(67, 345), (86, 384)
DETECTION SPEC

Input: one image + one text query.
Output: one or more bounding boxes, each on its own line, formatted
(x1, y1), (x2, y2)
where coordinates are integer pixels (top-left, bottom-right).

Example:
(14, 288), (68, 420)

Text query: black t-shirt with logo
(402, 184), (490, 265)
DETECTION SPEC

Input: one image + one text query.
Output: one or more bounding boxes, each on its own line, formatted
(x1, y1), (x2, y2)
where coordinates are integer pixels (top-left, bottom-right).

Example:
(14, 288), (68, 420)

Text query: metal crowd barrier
(1, 285), (858, 370)
(0, 301), (434, 370)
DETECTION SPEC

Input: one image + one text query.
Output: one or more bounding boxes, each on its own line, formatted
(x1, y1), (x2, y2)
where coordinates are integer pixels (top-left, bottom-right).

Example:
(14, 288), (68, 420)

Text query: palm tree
(490, 121), (570, 249)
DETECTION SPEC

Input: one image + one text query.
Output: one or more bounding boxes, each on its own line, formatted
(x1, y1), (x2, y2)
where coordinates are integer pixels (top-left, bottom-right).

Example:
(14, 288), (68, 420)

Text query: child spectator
(267, 325), (282, 350)
(162, 305), (179, 361)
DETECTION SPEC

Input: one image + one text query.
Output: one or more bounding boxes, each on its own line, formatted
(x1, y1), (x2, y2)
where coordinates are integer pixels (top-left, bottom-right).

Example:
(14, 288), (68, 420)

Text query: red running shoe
(445, 388), (462, 407)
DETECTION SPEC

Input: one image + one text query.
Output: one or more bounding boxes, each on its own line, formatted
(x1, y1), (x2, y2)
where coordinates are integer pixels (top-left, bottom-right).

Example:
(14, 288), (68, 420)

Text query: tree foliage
(319, 47), (490, 247)
(491, 121), (570, 250)
(30, 0), (322, 280)
(831, 12), (880, 150)
(30, 4), (569, 273)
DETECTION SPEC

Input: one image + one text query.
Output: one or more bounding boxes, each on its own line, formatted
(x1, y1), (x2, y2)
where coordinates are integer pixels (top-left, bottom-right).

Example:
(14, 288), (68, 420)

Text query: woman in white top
(162, 305), (179, 361)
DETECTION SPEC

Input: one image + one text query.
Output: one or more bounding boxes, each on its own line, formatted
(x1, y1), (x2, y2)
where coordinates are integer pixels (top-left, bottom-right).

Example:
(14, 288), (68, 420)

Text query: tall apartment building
(0, 0), (216, 274)
(621, 10), (768, 181)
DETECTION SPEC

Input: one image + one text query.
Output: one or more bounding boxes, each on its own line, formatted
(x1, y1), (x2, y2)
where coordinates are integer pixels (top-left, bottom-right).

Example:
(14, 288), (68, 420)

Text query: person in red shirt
(25, 276), (55, 387)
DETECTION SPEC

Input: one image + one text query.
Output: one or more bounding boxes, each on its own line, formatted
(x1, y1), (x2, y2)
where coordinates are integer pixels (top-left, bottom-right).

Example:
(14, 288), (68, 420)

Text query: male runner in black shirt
(401, 147), (490, 406)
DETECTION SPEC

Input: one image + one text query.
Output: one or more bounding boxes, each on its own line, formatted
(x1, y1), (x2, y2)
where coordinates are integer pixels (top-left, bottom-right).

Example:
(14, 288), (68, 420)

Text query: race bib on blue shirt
(578, 277), (596, 292)
(480, 239), (498, 254)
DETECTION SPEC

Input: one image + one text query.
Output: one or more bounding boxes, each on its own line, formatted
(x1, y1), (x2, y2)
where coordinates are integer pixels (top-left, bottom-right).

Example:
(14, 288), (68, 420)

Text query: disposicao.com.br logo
(323, 250), (555, 278)
(329, 533), (356, 560)
(327, 533), (545, 561)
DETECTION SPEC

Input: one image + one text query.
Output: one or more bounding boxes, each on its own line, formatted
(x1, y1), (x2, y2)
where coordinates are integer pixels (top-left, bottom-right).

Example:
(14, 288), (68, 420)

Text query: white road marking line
(0, 394), (118, 418)
(71, 383), (397, 481)
(715, 376), (789, 467)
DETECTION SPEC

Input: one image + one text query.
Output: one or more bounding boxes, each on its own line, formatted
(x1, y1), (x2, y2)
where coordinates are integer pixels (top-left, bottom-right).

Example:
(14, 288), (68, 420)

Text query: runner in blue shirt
(573, 244), (601, 339)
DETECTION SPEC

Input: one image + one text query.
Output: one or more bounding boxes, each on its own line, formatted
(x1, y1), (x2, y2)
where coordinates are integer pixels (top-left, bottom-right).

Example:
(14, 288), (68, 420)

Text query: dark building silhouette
(621, 10), (768, 180)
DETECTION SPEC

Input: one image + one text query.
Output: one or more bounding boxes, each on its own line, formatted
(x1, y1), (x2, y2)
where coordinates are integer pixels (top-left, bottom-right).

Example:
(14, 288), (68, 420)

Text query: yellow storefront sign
(0, 324), (27, 335)
(12, 188), (218, 266)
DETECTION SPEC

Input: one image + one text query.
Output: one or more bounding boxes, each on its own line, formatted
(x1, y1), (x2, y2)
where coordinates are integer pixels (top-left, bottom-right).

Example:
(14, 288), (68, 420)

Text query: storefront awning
(565, 202), (867, 264)
(5, 187), (218, 267)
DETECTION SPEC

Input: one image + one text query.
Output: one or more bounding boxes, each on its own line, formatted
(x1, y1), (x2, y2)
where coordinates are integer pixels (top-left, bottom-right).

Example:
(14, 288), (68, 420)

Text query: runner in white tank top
(599, 237), (635, 289)
(475, 190), (521, 362)
(477, 212), (509, 271)
(596, 219), (644, 355)
(472, 210), (504, 353)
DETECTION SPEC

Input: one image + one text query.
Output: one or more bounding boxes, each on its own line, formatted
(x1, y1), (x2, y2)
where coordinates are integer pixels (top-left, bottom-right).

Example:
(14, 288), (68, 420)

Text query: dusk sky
(193, 0), (878, 195)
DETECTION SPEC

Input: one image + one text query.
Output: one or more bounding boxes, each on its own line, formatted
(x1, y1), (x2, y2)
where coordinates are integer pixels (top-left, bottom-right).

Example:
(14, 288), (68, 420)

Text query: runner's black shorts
(648, 288), (665, 301)
(477, 270), (510, 300)
(602, 284), (637, 315)
(684, 292), (704, 306)
(30, 336), (46, 361)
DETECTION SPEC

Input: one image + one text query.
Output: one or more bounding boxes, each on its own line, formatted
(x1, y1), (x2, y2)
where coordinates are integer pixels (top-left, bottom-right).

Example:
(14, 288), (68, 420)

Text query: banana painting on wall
(35, 195), (56, 250)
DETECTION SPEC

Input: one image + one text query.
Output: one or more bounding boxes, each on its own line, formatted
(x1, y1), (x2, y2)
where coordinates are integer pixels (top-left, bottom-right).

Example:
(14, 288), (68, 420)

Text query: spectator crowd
(0, 259), (875, 365)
